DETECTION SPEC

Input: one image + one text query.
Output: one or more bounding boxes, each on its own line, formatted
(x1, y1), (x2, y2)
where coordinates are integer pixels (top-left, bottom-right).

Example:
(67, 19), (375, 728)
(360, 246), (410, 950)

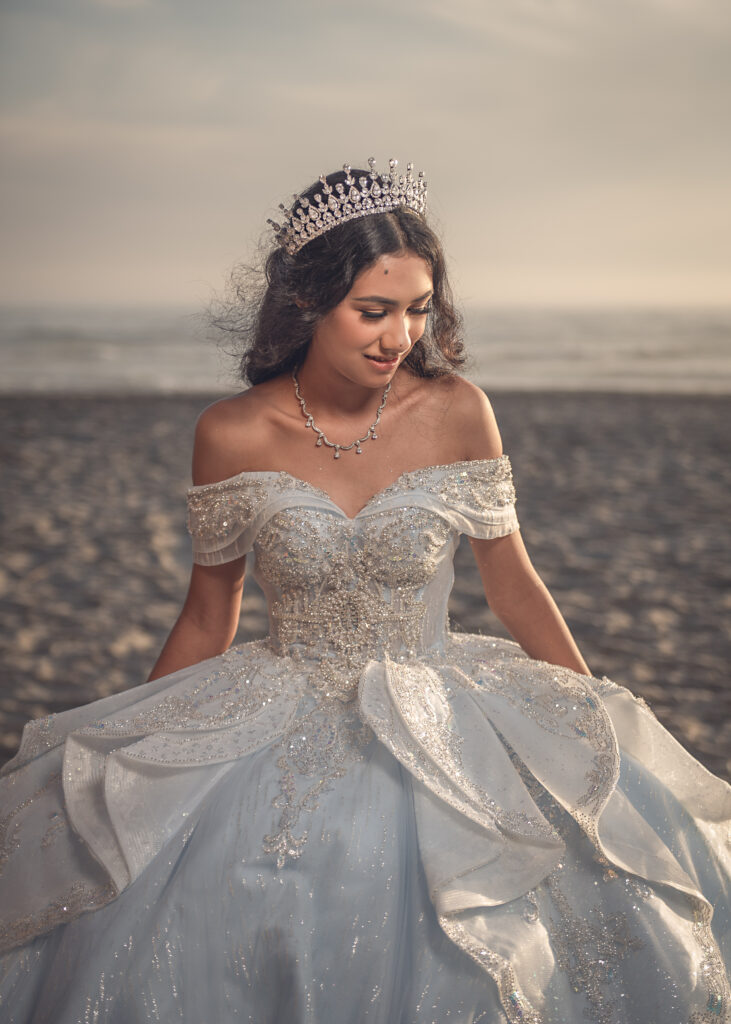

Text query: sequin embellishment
(438, 914), (542, 1024)
(545, 871), (645, 1024)
(263, 697), (373, 867)
(255, 507), (454, 702)
(0, 771), (62, 870)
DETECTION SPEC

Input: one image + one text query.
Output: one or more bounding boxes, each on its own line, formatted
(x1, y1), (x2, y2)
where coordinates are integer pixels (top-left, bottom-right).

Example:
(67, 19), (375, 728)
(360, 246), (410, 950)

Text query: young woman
(1, 160), (729, 1024)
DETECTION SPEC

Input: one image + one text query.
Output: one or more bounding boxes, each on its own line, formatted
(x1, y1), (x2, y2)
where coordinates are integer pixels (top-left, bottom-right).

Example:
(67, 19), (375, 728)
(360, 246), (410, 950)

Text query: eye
(357, 304), (431, 321)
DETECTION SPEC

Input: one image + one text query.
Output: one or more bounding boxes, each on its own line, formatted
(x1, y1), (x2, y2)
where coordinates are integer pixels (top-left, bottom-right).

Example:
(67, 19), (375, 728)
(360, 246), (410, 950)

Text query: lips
(365, 354), (399, 366)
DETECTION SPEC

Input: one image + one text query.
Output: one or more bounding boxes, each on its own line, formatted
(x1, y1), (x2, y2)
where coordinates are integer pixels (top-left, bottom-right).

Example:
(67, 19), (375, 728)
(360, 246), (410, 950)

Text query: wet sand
(1, 392), (729, 779)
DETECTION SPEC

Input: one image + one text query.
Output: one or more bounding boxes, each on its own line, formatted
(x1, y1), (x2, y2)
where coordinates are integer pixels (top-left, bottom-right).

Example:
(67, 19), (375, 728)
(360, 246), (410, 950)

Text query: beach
(1, 391), (729, 780)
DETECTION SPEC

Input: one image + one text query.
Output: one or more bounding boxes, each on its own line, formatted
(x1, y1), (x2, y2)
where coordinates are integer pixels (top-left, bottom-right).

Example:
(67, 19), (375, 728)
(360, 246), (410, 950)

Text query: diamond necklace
(292, 370), (391, 460)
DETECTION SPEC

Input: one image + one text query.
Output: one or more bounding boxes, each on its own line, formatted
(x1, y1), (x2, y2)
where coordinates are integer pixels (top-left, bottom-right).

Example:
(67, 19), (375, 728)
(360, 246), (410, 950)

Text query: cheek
(316, 312), (356, 350)
(333, 309), (366, 339)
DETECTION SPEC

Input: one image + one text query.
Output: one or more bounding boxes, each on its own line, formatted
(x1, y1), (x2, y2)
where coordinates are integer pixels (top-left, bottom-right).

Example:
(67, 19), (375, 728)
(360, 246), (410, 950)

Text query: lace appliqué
(263, 698), (373, 868)
(546, 870), (645, 1024)
(438, 914), (542, 1024)
(503, 741), (729, 1024)
(0, 771), (63, 870)
(255, 507), (453, 702)
(187, 476), (267, 541)
(469, 651), (619, 828)
(78, 642), (292, 740)
(8, 641), (299, 767)
(383, 662), (558, 843)
(690, 900), (731, 1023)
(0, 880), (117, 954)
(369, 456), (516, 516)
(40, 812), (66, 850)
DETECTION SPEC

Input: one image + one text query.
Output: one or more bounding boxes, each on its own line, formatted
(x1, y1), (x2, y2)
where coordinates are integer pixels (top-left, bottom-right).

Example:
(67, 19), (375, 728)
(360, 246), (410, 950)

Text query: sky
(1, 0), (730, 308)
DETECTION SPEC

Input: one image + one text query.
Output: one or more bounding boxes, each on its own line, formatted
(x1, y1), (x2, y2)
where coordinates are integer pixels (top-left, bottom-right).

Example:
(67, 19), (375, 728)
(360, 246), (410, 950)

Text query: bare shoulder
(418, 375), (503, 461)
(192, 380), (284, 486)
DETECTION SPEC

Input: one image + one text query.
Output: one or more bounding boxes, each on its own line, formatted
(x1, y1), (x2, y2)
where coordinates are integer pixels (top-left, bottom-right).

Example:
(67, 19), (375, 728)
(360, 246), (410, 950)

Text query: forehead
(351, 253), (433, 294)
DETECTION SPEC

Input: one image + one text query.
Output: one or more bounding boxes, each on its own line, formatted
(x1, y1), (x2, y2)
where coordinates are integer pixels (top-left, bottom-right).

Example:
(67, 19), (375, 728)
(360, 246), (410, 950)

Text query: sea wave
(1, 305), (730, 393)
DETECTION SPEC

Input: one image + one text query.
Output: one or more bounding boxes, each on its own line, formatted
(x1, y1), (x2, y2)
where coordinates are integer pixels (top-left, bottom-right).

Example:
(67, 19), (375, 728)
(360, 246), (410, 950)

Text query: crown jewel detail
(268, 158), (427, 255)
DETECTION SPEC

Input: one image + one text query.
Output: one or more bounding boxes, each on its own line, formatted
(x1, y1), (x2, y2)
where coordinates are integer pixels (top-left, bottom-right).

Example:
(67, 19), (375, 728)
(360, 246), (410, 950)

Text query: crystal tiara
(268, 158), (427, 256)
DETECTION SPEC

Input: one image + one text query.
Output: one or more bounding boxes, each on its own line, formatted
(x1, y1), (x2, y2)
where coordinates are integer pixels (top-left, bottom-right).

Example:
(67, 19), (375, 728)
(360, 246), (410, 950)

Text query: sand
(1, 392), (729, 780)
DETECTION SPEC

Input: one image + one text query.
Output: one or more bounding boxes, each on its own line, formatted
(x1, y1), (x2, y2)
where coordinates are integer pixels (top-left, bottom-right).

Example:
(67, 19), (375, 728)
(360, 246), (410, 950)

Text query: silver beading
(269, 158), (427, 256)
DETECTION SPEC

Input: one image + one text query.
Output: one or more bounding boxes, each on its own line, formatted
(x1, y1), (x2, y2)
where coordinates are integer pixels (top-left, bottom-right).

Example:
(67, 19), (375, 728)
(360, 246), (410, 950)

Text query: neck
(296, 353), (392, 417)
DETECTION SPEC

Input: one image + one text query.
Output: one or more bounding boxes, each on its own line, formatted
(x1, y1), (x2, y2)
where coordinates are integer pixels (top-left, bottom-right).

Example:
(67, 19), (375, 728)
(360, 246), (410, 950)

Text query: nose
(380, 315), (413, 354)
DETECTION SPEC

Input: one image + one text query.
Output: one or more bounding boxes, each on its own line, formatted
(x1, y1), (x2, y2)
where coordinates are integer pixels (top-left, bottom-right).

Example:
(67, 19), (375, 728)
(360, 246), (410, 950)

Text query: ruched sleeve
(186, 475), (270, 565)
(429, 456), (519, 539)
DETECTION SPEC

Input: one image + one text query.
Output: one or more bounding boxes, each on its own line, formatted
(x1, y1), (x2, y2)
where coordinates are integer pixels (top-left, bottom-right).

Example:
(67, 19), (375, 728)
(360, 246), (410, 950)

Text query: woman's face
(305, 251), (433, 387)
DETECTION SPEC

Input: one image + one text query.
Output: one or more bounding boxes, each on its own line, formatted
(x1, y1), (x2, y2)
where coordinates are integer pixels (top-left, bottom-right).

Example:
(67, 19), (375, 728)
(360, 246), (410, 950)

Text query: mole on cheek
(383, 269), (389, 275)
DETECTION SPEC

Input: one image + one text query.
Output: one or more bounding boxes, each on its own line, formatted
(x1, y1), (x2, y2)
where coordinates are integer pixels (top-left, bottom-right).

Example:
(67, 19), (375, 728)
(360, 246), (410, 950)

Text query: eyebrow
(351, 290), (433, 306)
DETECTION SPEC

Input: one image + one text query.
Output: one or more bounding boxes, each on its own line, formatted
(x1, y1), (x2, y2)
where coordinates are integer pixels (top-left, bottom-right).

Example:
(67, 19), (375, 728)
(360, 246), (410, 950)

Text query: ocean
(1, 305), (730, 394)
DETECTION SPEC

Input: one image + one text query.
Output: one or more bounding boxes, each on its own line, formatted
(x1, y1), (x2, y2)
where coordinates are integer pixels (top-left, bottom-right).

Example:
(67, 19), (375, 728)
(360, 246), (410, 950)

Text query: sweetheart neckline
(188, 455), (509, 521)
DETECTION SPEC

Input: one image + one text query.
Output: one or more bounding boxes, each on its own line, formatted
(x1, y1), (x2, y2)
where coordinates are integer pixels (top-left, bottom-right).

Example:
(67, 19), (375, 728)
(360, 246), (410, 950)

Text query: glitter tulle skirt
(0, 633), (729, 1023)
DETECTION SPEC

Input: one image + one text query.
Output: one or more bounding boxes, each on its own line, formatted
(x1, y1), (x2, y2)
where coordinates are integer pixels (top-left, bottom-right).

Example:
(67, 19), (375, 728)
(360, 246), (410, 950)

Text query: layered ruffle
(358, 636), (731, 1020)
(0, 642), (306, 953)
(2, 637), (729, 1019)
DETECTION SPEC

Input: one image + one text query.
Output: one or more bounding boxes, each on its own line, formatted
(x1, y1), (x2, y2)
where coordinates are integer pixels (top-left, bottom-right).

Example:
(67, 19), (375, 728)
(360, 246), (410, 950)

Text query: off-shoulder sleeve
(431, 456), (519, 539)
(186, 476), (269, 565)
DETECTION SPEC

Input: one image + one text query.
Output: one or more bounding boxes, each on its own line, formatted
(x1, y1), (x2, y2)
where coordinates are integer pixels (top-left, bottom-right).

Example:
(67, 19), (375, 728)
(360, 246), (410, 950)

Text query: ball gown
(0, 455), (729, 1023)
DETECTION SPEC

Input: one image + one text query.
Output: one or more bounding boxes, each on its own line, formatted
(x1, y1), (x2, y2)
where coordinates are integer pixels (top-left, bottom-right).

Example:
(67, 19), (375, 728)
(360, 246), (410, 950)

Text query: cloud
(88, 0), (150, 8)
(0, 0), (729, 303)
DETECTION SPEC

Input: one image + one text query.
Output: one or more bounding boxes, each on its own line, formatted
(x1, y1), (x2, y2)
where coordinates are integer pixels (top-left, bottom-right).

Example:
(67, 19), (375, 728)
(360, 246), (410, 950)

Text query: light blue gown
(0, 457), (729, 1023)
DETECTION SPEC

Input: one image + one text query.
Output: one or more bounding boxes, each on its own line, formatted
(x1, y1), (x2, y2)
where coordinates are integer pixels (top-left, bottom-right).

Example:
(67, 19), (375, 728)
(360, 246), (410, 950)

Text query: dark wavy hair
(214, 168), (465, 386)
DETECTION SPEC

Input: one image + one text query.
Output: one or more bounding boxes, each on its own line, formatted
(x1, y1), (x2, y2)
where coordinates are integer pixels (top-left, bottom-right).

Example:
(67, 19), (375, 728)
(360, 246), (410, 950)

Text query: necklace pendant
(371, 432), (378, 440)
(356, 445), (362, 454)
(334, 447), (341, 459)
(316, 436), (323, 447)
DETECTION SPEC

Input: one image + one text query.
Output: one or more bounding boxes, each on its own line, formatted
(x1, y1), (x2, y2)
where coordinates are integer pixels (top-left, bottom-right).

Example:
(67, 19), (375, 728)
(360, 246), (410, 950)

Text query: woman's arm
(454, 379), (590, 675)
(148, 398), (251, 681)
(147, 558), (246, 680)
(469, 531), (591, 676)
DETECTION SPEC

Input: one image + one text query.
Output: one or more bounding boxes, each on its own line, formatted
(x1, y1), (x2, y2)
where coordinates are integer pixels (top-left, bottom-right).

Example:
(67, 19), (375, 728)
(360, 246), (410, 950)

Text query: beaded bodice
(187, 458), (519, 701)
